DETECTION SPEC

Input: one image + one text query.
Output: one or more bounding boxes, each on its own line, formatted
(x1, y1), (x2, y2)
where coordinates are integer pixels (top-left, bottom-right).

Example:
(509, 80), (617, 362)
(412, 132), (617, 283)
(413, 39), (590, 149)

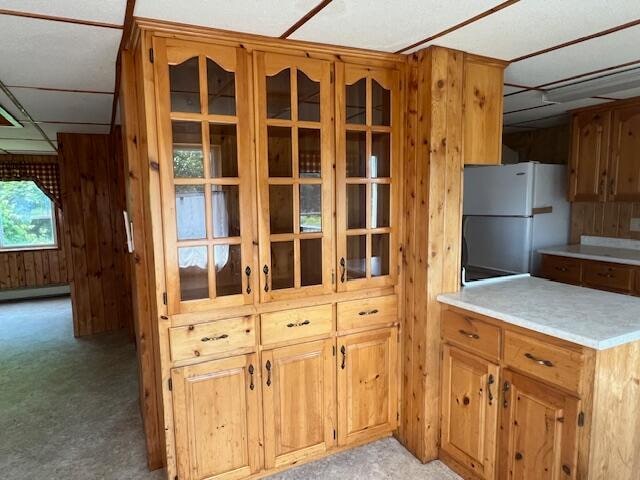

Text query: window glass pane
(346, 78), (366, 124)
(371, 132), (391, 178)
(269, 185), (293, 234)
(300, 238), (322, 286)
(170, 57), (200, 113)
(372, 233), (390, 277)
(210, 124), (238, 178)
(172, 121), (204, 178)
(179, 246), (208, 301)
(214, 244), (242, 296)
(268, 126), (292, 177)
(271, 241), (294, 290)
(300, 184), (321, 233)
(297, 70), (320, 122)
(346, 235), (366, 280)
(175, 185), (206, 240)
(212, 185), (240, 238)
(299, 128), (321, 178)
(371, 183), (390, 228)
(207, 59), (235, 115)
(0, 181), (56, 249)
(372, 80), (391, 126)
(346, 131), (366, 178)
(346, 184), (366, 229)
(267, 69), (291, 120)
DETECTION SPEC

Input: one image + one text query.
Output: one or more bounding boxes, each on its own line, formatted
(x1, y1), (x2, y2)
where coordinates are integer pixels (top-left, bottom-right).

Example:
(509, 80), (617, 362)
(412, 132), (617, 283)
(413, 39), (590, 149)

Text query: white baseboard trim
(0, 285), (71, 302)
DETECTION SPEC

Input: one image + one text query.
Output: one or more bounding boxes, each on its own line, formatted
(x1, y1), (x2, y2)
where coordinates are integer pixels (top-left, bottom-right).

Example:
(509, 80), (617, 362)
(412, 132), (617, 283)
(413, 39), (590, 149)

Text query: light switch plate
(630, 218), (640, 232)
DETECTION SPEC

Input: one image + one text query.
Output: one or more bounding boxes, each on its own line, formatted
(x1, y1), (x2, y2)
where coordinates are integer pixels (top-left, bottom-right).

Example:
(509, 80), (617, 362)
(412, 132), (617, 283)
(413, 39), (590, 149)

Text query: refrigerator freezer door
(464, 216), (533, 273)
(463, 163), (534, 216)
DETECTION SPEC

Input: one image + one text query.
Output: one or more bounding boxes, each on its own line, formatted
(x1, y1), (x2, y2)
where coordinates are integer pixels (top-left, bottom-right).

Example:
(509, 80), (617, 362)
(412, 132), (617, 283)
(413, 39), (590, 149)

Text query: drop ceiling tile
(290, 0), (501, 52)
(505, 25), (640, 87)
(0, 139), (56, 153)
(504, 90), (549, 113)
(544, 64), (640, 90)
(0, 90), (26, 121)
(504, 85), (526, 95)
(134, 0), (318, 37)
(0, 0), (127, 25)
(606, 85), (640, 99)
(38, 122), (111, 137)
(9, 88), (113, 124)
(503, 97), (609, 125)
(417, 0), (640, 59)
(0, 15), (121, 91)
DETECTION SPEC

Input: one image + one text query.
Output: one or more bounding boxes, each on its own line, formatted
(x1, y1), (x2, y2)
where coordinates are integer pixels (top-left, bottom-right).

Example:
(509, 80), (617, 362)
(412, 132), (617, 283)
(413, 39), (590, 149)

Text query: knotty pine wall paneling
(58, 131), (132, 337)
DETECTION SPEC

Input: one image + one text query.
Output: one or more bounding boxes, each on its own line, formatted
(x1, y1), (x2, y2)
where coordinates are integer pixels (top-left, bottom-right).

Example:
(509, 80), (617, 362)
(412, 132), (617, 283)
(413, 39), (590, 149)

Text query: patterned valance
(0, 162), (62, 207)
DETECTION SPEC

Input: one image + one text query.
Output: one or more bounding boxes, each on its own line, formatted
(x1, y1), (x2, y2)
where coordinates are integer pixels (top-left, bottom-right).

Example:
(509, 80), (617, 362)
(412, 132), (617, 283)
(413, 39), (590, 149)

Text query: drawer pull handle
(340, 345), (346, 369)
(487, 374), (495, 406)
(459, 329), (480, 340)
(248, 364), (255, 391)
(525, 352), (554, 367)
(287, 319), (310, 328)
(265, 360), (272, 387)
(596, 272), (615, 278)
(201, 334), (228, 342)
(555, 266), (568, 272)
(358, 309), (379, 316)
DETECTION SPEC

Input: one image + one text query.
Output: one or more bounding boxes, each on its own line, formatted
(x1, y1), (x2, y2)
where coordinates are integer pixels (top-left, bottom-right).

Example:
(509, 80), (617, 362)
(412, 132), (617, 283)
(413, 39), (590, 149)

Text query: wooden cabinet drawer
(540, 255), (582, 285)
(442, 309), (501, 360)
(261, 304), (332, 346)
(583, 261), (633, 293)
(337, 295), (397, 331)
(169, 316), (256, 362)
(503, 331), (584, 393)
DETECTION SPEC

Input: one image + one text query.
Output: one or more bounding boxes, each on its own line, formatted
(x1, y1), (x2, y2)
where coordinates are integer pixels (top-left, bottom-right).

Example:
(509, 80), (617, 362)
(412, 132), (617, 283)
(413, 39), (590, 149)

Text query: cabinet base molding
(438, 449), (485, 480)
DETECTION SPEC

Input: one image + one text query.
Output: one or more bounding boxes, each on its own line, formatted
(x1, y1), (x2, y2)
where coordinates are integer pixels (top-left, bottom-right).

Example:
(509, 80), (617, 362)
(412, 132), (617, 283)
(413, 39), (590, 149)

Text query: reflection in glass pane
(268, 126), (292, 177)
(346, 184), (366, 229)
(175, 185), (206, 240)
(346, 78), (366, 124)
(347, 235), (366, 280)
(269, 185), (293, 234)
(210, 124), (238, 178)
(346, 131), (366, 178)
(179, 246), (208, 301)
(372, 233), (390, 277)
(297, 70), (320, 122)
(371, 132), (391, 178)
(271, 241), (294, 290)
(267, 69), (291, 119)
(372, 80), (391, 126)
(214, 244), (242, 296)
(212, 185), (240, 238)
(172, 121), (204, 178)
(207, 59), (235, 115)
(301, 238), (322, 286)
(371, 183), (390, 228)
(300, 184), (322, 233)
(170, 57), (200, 113)
(299, 128), (321, 178)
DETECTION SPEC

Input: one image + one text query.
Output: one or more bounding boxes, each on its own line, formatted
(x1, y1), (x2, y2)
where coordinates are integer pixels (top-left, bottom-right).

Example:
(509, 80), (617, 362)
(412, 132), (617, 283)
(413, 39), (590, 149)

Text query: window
(0, 181), (57, 250)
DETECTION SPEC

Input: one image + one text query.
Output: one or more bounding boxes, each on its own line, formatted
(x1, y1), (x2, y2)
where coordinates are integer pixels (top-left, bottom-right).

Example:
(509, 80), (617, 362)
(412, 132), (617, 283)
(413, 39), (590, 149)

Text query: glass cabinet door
(336, 64), (400, 291)
(154, 38), (256, 314)
(255, 52), (333, 301)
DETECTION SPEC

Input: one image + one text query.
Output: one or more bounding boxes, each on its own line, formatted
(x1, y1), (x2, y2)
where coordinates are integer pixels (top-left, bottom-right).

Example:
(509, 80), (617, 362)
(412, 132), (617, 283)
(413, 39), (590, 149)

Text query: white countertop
(437, 276), (640, 350)
(538, 244), (640, 266)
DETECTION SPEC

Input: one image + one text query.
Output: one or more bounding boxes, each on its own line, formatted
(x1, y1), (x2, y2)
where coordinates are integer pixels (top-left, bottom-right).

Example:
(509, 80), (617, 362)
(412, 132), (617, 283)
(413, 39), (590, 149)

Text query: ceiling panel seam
(0, 8), (123, 29)
(280, 0), (333, 39)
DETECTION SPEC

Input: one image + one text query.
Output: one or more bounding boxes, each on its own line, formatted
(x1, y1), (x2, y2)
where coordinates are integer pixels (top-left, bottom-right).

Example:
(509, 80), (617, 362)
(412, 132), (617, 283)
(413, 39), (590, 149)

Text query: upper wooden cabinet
(609, 104), (640, 201)
(462, 55), (505, 165)
(335, 63), (401, 291)
(153, 38), (257, 314)
(255, 52), (334, 301)
(569, 110), (611, 201)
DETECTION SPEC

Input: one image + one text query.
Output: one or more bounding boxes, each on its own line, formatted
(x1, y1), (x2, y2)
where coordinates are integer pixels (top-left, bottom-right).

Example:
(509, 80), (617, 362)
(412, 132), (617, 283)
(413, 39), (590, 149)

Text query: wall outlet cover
(630, 218), (640, 232)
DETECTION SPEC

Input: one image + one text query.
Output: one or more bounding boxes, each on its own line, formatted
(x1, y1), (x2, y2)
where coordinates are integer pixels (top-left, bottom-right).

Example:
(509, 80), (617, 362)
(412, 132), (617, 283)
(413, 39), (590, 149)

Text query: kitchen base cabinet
(498, 370), (579, 480)
(262, 339), (336, 470)
(441, 345), (499, 479)
(171, 354), (262, 480)
(337, 327), (398, 446)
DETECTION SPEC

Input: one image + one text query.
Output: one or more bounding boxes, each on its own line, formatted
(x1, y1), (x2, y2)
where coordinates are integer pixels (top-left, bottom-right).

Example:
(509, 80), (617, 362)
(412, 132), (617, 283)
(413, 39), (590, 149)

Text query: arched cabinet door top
(344, 66), (397, 92)
(165, 38), (238, 73)
(261, 52), (328, 83)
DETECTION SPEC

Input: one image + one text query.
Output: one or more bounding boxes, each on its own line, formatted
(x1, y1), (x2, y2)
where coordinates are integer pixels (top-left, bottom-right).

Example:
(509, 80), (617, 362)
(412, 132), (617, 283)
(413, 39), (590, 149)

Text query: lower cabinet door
(262, 339), (336, 469)
(499, 370), (579, 480)
(337, 327), (398, 446)
(171, 354), (262, 480)
(441, 345), (499, 479)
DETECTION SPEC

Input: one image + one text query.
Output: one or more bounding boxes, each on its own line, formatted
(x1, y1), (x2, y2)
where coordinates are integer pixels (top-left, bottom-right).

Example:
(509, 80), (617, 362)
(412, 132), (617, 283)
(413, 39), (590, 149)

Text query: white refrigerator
(462, 162), (570, 279)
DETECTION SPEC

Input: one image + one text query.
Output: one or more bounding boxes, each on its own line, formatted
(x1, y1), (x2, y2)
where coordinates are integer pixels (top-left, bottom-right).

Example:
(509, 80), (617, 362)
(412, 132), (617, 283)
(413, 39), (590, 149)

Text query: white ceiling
(1, 0), (639, 154)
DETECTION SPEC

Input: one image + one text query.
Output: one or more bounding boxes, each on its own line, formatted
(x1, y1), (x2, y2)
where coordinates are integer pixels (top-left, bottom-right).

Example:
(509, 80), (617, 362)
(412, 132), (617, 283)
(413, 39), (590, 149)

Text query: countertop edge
(436, 294), (640, 350)
(538, 248), (640, 267)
